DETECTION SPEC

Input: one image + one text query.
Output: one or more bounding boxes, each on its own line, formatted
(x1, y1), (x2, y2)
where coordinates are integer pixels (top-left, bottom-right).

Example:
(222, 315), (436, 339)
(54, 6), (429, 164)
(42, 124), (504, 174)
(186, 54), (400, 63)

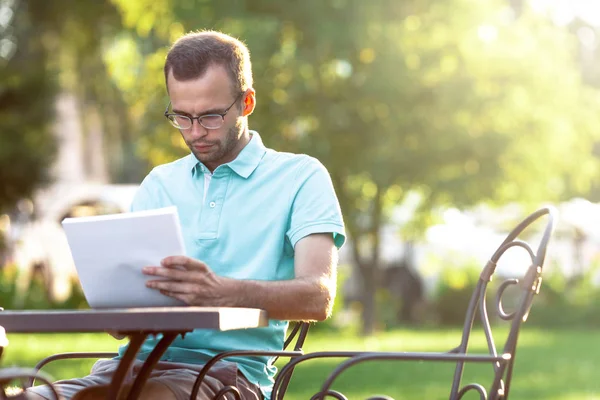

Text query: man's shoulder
(259, 150), (332, 188)
(263, 148), (324, 171)
(147, 154), (194, 179)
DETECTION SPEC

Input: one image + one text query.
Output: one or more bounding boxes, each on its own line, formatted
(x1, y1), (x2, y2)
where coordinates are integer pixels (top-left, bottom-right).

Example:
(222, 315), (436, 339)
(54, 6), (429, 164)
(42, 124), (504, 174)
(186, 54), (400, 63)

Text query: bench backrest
(450, 207), (556, 399)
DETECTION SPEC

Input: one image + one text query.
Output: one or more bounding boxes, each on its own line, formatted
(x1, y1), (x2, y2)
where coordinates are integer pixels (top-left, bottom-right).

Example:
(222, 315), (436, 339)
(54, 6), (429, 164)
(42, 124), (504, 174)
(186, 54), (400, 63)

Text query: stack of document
(62, 206), (186, 308)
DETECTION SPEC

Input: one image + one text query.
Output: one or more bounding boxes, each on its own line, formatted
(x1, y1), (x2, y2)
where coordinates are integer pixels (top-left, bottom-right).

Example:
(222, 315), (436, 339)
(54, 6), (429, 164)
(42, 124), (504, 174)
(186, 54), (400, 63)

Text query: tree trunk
(359, 259), (378, 335)
(358, 183), (383, 336)
(330, 174), (385, 336)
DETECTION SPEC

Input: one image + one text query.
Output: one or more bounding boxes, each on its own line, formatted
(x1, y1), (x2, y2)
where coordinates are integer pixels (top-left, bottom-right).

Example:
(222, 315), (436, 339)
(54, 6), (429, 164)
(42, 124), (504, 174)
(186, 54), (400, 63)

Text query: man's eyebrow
(172, 107), (225, 116)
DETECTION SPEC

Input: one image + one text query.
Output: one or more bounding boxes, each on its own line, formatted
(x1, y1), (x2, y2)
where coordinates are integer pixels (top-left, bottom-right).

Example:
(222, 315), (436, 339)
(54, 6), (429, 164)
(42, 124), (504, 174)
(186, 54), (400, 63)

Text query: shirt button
(209, 201), (216, 208)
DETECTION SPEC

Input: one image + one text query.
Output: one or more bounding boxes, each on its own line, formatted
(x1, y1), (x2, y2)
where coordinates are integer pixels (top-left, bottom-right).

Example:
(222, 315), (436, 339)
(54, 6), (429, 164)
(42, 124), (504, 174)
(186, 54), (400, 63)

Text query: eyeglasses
(164, 92), (244, 130)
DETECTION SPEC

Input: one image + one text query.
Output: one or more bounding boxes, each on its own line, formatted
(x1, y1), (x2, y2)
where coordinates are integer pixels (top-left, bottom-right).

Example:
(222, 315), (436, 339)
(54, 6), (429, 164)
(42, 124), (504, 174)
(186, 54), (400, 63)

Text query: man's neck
(205, 127), (251, 172)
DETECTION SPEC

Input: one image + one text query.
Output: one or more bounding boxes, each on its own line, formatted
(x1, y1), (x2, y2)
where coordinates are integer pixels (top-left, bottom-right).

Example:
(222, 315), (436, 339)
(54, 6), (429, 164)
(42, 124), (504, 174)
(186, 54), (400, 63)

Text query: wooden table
(0, 307), (268, 400)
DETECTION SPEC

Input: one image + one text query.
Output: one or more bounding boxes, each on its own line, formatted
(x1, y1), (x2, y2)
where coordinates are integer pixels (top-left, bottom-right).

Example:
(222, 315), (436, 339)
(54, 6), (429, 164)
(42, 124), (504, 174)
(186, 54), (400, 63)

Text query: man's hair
(164, 30), (253, 95)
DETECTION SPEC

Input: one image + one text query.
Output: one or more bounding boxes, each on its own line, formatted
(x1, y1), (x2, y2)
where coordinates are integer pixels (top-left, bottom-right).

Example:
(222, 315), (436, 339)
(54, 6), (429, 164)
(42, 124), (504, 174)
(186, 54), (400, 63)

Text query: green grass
(2, 328), (600, 399)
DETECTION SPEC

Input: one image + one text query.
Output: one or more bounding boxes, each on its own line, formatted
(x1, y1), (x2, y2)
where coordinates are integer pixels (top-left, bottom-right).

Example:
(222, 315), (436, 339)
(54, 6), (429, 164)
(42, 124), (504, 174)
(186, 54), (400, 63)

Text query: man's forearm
(221, 276), (336, 321)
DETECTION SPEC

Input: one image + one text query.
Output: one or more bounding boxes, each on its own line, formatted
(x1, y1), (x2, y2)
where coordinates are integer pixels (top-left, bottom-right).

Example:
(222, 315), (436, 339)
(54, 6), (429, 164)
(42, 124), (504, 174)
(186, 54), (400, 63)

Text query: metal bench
(28, 321), (310, 400)
(270, 206), (556, 400)
(1, 323), (60, 400)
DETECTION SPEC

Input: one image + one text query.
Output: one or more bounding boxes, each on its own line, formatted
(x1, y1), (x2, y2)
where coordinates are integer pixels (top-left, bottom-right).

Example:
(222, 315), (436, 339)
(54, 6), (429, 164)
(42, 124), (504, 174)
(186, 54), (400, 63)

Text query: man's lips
(193, 143), (214, 151)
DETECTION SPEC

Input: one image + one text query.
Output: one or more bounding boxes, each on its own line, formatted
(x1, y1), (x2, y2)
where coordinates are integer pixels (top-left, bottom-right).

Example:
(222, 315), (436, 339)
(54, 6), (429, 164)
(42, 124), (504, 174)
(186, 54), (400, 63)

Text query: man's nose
(189, 119), (208, 138)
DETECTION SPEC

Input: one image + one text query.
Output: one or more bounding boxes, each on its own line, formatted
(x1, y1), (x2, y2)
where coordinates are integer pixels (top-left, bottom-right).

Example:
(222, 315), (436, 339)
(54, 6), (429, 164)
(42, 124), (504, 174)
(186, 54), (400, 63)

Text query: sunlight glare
(477, 24), (498, 43)
(0, 214), (9, 233)
(577, 26), (596, 50)
(529, 0), (600, 27)
(551, 0), (575, 26)
(0, 3), (13, 28)
(334, 59), (353, 79)
(573, 0), (600, 26)
(0, 37), (15, 60)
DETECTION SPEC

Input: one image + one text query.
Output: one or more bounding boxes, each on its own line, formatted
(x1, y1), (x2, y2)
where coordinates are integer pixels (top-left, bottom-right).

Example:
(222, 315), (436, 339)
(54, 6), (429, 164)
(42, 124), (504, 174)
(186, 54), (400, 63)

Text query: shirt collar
(187, 130), (266, 179)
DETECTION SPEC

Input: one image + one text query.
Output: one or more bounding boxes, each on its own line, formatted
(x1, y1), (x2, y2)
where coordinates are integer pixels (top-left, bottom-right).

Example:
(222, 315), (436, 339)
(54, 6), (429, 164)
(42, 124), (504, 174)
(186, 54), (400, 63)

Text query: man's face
(167, 65), (248, 171)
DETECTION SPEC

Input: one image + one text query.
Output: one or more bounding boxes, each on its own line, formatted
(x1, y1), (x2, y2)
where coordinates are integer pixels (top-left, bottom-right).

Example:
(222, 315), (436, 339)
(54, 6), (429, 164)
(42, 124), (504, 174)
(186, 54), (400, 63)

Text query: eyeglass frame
(164, 91), (245, 130)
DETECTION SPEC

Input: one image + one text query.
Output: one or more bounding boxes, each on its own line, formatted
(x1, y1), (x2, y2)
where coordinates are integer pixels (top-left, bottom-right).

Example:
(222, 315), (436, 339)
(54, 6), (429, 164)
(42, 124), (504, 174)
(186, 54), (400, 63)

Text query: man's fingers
(161, 256), (208, 271)
(107, 331), (127, 340)
(160, 290), (189, 303)
(147, 280), (196, 294)
(143, 267), (189, 281)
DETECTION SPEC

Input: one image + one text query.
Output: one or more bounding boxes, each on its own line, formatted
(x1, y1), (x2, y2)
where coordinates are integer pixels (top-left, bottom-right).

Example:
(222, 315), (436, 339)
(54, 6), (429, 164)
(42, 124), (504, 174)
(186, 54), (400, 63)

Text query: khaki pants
(28, 359), (263, 400)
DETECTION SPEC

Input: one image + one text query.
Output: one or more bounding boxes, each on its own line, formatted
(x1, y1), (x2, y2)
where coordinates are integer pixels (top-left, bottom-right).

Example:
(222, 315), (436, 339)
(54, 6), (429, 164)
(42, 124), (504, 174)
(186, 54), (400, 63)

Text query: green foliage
(28, 0), (141, 182)
(0, 264), (88, 310)
(430, 254), (600, 330)
(103, 0), (600, 334)
(432, 259), (483, 326)
(0, 230), (6, 256)
(8, 0), (600, 335)
(0, 0), (57, 212)
(0, 264), (17, 308)
(103, 0), (600, 208)
(528, 259), (600, 328)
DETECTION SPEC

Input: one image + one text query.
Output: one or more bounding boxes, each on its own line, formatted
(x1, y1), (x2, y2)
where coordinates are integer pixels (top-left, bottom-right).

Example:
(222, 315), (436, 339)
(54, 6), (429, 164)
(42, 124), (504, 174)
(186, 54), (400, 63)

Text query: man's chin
(193, 151), (218, 164)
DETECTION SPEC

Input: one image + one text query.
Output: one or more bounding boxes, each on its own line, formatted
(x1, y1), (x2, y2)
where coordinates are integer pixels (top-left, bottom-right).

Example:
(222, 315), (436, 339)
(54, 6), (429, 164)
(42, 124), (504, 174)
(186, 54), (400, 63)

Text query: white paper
(62, 206), (186, 308)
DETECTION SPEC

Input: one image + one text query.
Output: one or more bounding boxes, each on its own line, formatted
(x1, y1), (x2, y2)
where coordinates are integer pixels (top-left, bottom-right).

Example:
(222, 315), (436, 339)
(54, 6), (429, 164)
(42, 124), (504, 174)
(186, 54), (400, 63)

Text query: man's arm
(143, 233), (338, 321)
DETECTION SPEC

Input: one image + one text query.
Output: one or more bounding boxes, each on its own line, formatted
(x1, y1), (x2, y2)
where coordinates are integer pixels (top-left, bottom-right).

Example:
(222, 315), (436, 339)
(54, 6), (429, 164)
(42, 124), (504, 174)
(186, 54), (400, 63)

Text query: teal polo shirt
(120, 131), (345, 398)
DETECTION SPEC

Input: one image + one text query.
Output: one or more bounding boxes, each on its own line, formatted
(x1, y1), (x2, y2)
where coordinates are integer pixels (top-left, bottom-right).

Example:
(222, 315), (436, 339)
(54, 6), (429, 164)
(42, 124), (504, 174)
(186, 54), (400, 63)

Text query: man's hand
(142, 234), (337, 320)
(107, 331), (127, 340)
(142, 256), (231, 306)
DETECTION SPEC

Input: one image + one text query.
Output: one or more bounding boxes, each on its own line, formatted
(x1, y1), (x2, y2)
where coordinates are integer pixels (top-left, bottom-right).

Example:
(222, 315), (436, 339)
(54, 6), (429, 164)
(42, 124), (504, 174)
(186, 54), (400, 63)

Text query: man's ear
(242, 89), (256, 117)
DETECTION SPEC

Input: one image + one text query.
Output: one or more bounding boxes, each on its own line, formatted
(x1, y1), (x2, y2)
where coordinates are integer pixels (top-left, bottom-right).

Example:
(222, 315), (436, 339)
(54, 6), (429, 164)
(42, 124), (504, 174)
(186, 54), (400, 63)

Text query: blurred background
(2, 0), (600, 397)
(3, 0), (600, 329)
(0, 0), (600, 399)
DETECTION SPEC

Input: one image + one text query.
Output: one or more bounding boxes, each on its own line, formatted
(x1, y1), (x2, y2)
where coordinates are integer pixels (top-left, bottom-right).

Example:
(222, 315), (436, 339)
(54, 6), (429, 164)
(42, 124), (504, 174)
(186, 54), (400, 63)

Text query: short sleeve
(286, 158), (346, 249)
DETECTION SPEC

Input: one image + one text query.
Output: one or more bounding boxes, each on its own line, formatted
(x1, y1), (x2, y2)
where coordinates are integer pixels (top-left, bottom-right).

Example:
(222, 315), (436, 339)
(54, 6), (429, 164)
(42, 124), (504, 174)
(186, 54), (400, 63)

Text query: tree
(242, 0), (600, 334)
(26, 0), (139, 183)
(0, 0), (56, 213)
(103, 0), (600, 334)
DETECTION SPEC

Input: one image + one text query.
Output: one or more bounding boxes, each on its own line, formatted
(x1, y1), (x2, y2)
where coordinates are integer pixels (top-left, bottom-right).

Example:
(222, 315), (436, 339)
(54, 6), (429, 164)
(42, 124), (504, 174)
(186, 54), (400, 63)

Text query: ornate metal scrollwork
(310, 389), (349, 400)
(457, 383), (488, 399)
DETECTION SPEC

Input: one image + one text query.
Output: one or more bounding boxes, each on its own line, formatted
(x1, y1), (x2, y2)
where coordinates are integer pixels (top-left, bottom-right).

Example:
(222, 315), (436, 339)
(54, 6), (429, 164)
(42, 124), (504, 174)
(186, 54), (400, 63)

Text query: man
(29, 30), (345, 400)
